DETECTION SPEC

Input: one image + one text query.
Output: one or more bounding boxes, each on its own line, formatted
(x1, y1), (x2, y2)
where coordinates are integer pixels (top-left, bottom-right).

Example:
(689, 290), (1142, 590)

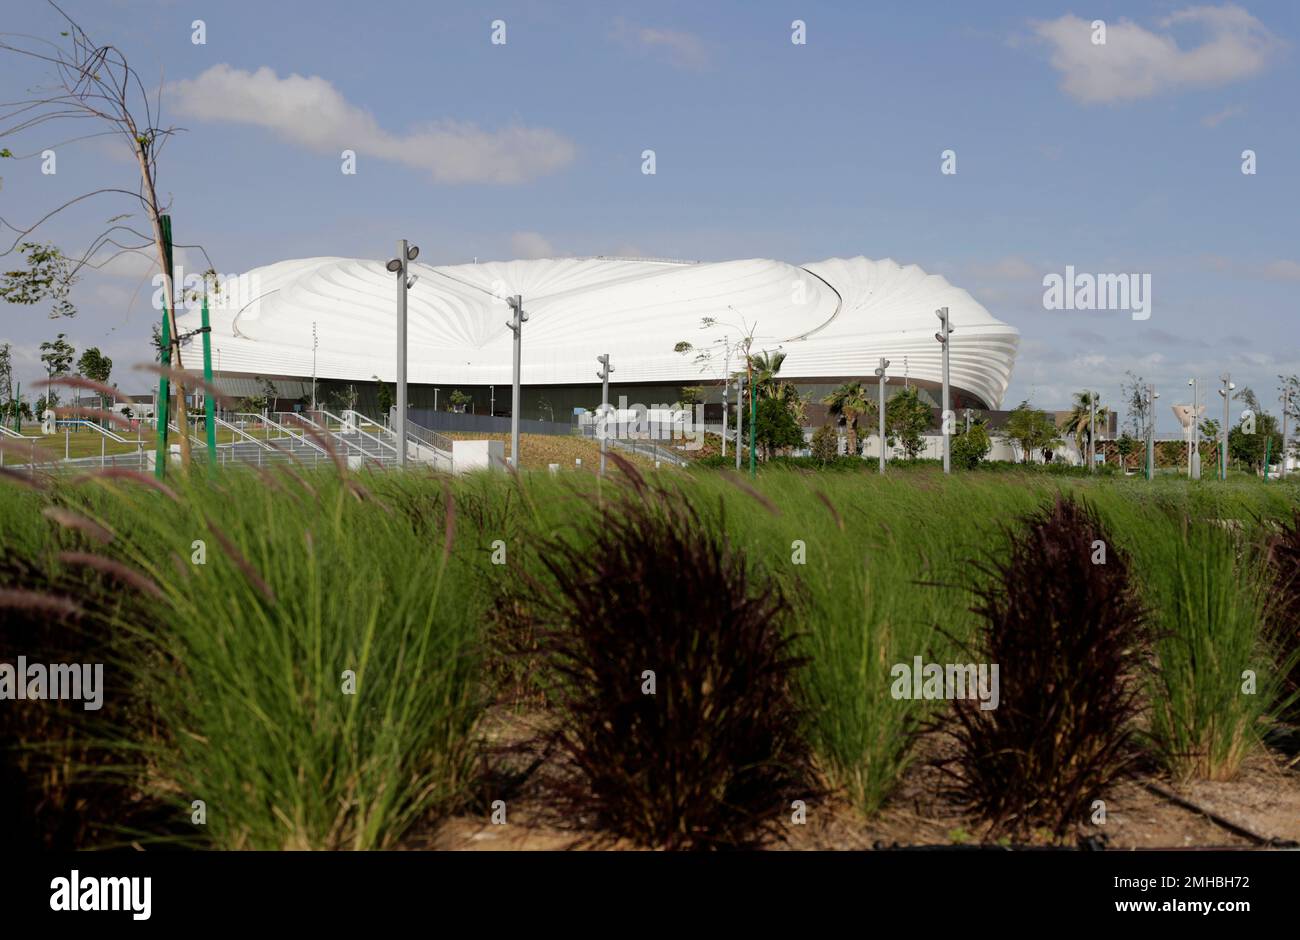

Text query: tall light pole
(1218, 374), (1235, 480)
(720, 339), (731, 459)
(749, 354), (758, 479)
(874, 357), (890, 473)
(1283, 386), (1292, 480)
(1146, 384), (1158, 480)
(1187, 378), (1200, 479)
(489, 385), (494, 417)
(311, 321), (318, 413)
(386, 240), (419, 468)
(597, 353), (613, 476)
(935, 307), (953, 473)
(505, 295), (527, 468)
(735, 372), (744, 472)
(1088, 391), (1096, 473)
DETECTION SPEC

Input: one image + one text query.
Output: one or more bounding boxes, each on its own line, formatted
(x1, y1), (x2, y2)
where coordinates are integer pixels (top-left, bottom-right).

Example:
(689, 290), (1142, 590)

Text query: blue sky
(1, 0), (1297, 429)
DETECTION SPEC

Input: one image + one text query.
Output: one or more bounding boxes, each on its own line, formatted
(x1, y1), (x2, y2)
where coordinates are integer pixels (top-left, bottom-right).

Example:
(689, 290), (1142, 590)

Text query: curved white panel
(178, 255), (1019, 408)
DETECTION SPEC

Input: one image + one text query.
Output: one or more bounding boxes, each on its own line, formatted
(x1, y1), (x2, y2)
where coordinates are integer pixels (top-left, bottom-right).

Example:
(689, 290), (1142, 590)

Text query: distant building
(175, 255), (1020, 421)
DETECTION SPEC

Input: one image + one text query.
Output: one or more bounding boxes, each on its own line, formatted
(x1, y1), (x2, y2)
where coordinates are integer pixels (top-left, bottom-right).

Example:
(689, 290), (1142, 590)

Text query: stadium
(177, 254), (1020, 423)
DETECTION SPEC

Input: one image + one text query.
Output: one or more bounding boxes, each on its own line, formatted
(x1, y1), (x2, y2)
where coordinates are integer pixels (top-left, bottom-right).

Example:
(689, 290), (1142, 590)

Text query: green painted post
(154, 309), (171, 479)
(201, 294), (217, 470)
(154, 213), (177, 480)
(749, 380), (756, 478)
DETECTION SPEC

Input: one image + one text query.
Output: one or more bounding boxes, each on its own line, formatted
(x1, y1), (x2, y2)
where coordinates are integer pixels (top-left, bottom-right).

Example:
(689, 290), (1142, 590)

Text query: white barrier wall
(452, 439), (505, 475)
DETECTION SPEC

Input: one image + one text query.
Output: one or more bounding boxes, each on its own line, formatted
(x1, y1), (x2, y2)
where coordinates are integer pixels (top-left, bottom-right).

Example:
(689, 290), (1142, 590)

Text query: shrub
(1141, 523), (1284, 780)
(1268, 510), (1300, 718)
(0, 492), (167, 850)
(810, 423), (839, 464)
(523, 470), (818, 849)
(951, 424), (991, 470)
(942, 494), (1149, 838)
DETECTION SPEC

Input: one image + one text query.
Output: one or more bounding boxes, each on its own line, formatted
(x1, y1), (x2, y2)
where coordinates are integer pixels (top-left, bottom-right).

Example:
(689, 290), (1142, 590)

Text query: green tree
(810, 423), (838, 464)
(328, 383), (358, 413)
(0, 342), (12, 409)
(1120, 371), (1149, 439)
(0, 242), (78, 317)
(39, 333), (75, 408)
(77, 346), (113, 425)
(754, 396), (802, 459)
(885, 386), (931, 460)
(1004, 400), (1061, 464)
(677, 385), (704, 407)
(1229, 412), (1282, 473)
(373, 375), (394, 418)
(951, 420), (992, 470)
(823, 382), (872, 456)
(448, 389), (471, 413)
(1063, 390), (1106, 458)
(747, 350), (787, 399)
(1116, 434), (1138, 470)
(1233, 386), (1261, 414)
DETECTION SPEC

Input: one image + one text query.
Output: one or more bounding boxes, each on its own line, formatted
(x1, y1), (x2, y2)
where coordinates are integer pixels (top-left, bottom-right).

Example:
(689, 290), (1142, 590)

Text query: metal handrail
(214, 414), (275, 450)
(166, 421), (208, 450)
(403, 418), (454, 457)
(317, 408), (399, 458)
(234, 413), (330, 456)
(61, 418), (134, 444)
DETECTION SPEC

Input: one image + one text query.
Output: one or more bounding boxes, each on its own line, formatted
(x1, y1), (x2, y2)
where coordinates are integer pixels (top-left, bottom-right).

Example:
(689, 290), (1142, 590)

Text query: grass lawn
(2, 463), (1297, 849)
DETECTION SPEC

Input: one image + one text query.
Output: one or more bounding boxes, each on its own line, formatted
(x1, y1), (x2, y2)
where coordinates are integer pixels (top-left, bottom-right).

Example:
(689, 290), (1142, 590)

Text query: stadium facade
(176, 255), (1019, 422)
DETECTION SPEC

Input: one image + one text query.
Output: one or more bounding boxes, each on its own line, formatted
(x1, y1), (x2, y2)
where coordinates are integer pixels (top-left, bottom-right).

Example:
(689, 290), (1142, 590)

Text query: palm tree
(1063, 390), (1104, 460)
(824, 382), (872, 455)
(1004, 400), (1062, 464)
(747, 350), (788, 400)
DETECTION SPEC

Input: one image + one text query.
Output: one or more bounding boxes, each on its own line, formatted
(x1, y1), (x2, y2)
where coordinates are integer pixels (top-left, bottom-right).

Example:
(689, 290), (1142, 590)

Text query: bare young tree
(0, 0), (214, 466)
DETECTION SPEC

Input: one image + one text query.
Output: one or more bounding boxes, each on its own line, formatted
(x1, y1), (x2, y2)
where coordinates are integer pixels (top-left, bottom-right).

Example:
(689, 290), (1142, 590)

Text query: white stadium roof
(178, 255), (1019, 408)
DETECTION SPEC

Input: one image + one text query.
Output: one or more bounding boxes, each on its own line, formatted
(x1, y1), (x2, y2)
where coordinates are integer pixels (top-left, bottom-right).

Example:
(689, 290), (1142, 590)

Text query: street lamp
(505, 295), (527, 468)
(1146, 384), (1159, 480)
(720, 338), (731, 459)
(1088, 391), (1096, 473)
(311, 321), (318, 413)
(386, 240), (419, 468)
(1187, 378), (1200, 480)
(1217, 374), (1235, 481)
(734, 372), (744, 472)
(935, 307), (953, 473)
(1283, 386), (1293, 480)
(596, 354), (613, 475)
(874, 357), (890, 473)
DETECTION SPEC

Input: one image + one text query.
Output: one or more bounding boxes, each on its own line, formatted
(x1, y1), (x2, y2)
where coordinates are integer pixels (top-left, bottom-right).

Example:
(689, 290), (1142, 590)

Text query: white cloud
(1031, 6), (1282, 104)
(611, 18), (710, 70)
(1200, 104), (1245, 126)
(509, 231), (557, 260)
(1261, 259), (1300, 281)
(967, 256), (1039, 280)
(168, 65), (576, 184)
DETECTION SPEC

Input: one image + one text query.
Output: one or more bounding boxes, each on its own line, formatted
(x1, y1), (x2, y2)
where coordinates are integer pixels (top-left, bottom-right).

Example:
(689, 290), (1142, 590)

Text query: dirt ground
(413, 707), (1300, 851)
